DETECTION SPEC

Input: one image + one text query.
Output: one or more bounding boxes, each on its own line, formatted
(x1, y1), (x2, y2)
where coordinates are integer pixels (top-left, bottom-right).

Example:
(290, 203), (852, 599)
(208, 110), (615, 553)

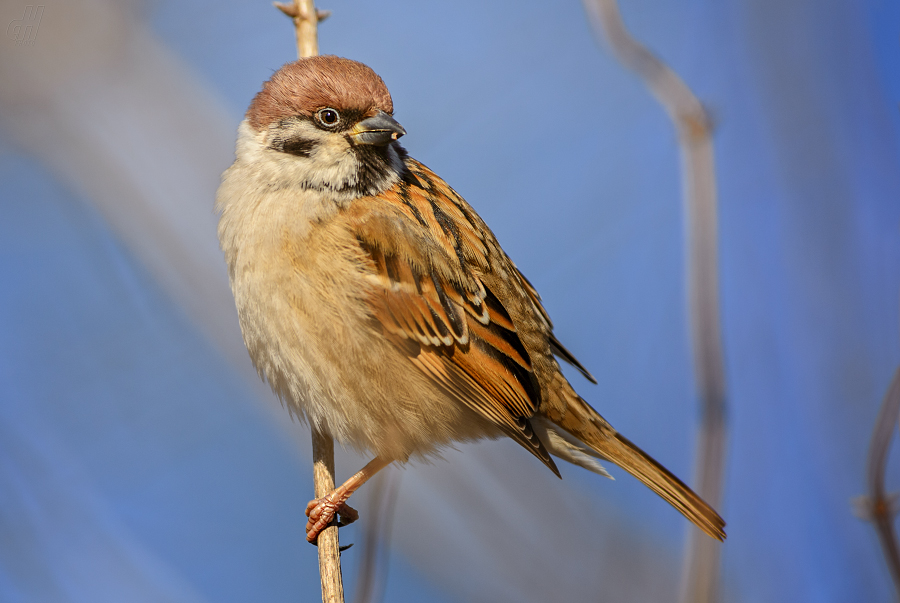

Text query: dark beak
(349, 110), (406, 146)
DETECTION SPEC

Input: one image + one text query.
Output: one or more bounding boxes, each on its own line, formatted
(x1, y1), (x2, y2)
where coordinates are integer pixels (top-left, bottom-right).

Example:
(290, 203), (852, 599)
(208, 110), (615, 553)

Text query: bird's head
(243, 56), (408, 200)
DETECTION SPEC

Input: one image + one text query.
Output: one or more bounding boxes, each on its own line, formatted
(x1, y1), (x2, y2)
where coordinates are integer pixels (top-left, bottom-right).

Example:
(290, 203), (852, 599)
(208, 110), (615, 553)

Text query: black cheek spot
(279, 138), (316, 157)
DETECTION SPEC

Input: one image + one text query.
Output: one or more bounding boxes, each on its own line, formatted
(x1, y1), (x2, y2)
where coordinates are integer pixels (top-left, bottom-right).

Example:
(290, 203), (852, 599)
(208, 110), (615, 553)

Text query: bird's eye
(316, 108), (341, 128)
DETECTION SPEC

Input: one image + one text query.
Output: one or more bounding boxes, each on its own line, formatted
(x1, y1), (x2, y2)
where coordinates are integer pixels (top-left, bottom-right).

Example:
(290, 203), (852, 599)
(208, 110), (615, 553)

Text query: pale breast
(223, 191), (497, 461)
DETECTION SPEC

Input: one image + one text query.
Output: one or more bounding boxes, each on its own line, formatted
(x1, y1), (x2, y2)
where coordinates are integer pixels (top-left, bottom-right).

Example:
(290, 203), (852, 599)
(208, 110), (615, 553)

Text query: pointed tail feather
(554, 391), (726, 540)
(605, 432), (726, 541)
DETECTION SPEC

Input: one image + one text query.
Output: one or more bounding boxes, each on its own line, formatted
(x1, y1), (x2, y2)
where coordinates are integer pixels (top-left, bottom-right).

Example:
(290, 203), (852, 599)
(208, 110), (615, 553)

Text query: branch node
(681, 109), (713, 143)
(273, 2), (298, 18)
(853, 493), (900, 522)
(275, 2), (328, 24)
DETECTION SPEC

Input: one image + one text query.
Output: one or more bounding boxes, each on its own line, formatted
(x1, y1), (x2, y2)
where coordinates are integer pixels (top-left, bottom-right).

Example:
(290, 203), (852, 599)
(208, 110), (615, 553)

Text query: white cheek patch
(237, 118), (402, 204)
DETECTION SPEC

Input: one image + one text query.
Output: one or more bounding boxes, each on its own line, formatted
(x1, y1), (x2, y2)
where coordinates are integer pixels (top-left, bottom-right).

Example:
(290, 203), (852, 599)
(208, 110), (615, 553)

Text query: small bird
(216, 56), (725, 544)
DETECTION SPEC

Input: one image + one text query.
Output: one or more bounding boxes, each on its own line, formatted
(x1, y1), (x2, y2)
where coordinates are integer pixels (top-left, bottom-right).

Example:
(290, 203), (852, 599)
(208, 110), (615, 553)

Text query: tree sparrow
(216, 56), (725, 544)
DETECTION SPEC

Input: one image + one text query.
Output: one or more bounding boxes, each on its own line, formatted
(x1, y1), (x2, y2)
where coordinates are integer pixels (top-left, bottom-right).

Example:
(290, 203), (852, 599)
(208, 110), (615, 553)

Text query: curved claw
(305, 494), (359, 544)
(302, 457), (392, 545)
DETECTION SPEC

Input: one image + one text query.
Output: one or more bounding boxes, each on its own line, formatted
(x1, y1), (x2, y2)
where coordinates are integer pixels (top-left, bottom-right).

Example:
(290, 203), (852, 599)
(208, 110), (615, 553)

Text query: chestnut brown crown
(246, 56), (395, 131)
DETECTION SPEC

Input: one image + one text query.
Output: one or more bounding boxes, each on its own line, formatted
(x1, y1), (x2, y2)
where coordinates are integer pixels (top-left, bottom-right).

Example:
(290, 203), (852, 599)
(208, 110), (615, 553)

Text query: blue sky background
(1, 0), (899, 601)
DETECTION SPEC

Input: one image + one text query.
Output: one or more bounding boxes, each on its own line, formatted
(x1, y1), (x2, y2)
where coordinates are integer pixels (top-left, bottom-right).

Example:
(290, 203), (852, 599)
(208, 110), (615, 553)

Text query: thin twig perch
(272, 3), (343, 602)
(275, 0), (331, 59)
(311, 427), (344, 602)
(582, 2), (727, 602)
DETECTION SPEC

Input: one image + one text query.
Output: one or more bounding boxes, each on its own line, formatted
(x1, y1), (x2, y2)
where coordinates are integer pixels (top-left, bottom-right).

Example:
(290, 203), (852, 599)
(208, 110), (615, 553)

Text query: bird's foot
(305, 493), (359, 544)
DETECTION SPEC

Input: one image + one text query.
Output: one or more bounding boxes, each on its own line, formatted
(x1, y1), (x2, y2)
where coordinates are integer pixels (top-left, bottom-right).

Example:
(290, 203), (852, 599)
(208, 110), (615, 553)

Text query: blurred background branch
(353, 468), (401, 603)
(856, 363), (900, 595)
(582, 1), (727, 601)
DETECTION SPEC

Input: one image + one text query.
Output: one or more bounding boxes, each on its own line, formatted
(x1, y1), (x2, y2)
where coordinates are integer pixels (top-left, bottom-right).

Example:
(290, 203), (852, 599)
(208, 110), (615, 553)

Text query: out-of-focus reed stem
(353, 468), (401, 603)
(582, 2), (727, 601)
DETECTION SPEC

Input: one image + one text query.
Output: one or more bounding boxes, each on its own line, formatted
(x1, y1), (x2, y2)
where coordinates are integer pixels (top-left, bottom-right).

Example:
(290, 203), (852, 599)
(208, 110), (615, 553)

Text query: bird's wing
(343, 159), (559, 476)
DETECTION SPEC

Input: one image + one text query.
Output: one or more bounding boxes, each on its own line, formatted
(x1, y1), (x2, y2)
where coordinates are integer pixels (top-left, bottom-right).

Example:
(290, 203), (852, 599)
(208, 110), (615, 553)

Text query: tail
(555, 393), (726, 541)
(605, 432), (725, 541)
